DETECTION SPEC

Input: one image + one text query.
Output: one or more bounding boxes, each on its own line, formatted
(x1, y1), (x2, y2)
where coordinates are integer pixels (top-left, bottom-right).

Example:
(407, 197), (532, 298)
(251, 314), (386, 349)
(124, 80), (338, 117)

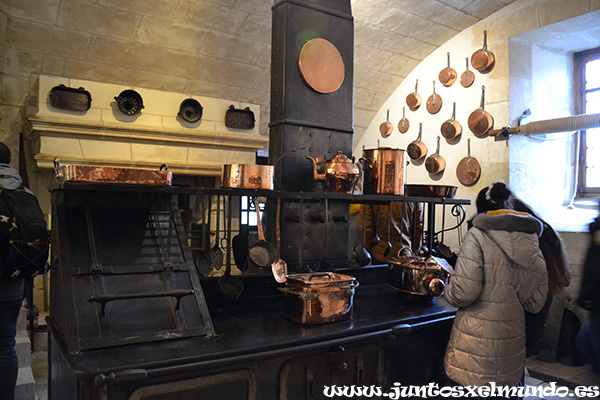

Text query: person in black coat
(0, 142), (27, 400)
(576, 200), (600, 376)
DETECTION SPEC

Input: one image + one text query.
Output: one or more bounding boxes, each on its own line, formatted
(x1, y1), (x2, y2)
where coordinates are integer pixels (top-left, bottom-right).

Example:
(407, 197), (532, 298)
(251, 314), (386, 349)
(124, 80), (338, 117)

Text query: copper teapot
(306, 151), (362, 194)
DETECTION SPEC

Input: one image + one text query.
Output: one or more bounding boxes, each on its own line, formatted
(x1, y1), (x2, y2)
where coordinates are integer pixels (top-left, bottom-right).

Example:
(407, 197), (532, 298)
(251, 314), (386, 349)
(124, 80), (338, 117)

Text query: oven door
(126, 370), (258, 400)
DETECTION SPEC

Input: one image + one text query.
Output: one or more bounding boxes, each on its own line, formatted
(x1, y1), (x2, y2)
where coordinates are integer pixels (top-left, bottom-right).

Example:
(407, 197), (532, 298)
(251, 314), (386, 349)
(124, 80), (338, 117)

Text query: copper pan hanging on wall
(438, 52), (457, 87)
(426, 81), (442, 114)
(468, 85), (494, 136)
(406, 79), (422, 111)
(460, 57), (475, 88)
(398, 107), (409, 133)
(379, 109), (393, 138)
(456, 138), (481, 186)
(425, 136), (446, 175)
(471, 30), (495, 74)
(407, 123), (427, 161)
(440, 102), (462, 140)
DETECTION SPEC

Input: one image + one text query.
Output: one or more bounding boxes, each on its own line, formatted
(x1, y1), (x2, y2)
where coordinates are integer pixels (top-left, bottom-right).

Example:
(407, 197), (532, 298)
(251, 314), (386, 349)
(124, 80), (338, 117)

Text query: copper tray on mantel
(62, 165), (172, 185)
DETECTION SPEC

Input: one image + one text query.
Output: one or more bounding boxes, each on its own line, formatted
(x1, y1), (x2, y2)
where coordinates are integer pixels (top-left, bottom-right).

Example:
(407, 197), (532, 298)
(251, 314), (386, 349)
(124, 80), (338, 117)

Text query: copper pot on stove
(278, 272), (359, 325)
(306, 151), (362, 194)
(360, 147), (406, 195)
(388, 247), (453, 299)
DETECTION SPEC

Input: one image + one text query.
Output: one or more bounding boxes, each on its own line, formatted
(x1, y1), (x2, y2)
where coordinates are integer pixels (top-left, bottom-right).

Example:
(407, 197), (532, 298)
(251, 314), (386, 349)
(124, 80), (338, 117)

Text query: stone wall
(355, 0), (600, 354)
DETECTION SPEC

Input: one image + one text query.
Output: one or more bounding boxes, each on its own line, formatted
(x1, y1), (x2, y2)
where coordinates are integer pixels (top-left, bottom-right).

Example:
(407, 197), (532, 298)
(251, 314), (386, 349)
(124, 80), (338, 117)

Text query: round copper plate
(456, 156), (481, 186)
(398, 118), (409, 133)
(426, 94), (442, 114)
(298, 38), (345, 94)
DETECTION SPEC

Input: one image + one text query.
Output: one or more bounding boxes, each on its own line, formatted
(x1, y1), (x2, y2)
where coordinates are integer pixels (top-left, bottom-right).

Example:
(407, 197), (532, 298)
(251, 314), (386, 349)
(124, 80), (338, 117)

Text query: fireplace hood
(29, 76), (268, 176)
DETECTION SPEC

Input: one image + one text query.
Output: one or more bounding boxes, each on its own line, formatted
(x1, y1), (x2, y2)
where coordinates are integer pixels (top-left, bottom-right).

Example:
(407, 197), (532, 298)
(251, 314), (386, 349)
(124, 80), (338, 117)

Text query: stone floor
(525, 357), (600, 400)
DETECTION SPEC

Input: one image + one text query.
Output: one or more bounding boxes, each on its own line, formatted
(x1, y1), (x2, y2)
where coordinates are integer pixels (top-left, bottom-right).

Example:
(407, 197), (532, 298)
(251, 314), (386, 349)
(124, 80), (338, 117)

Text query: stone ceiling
(6, 0), (515, 148)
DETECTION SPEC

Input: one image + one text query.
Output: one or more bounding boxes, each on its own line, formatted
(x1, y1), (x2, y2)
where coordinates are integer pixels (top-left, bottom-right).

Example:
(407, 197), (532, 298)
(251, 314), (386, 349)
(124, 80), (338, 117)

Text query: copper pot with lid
(278, 272), (359, 325)
(306, 151), (362, 194)
(388, 247), (453, 299)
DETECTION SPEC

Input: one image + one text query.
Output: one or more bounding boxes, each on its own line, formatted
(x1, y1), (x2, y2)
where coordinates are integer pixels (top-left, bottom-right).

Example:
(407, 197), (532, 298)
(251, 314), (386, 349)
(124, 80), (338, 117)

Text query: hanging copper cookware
(407, 123), (427, 161)
(379, 109), (393, 138)
(398, 107), (409, 134)
(439, 52), (457, 87)
(460, 57), (475, 88)
(468, 85), (494, 136)
(406, 79), (422, 111)
(441, 102), (462, 140)
(471, 30), (495, 74)
(425, 136), (446, 175)
(456, 138), (481, 186)
(426, 81), (442, 115)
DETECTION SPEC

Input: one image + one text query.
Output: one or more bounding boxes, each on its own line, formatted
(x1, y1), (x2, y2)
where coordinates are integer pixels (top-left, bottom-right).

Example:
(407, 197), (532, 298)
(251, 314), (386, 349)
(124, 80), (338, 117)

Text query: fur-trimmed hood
(472, 209), (543, 269)
(473, 209), (543, 235)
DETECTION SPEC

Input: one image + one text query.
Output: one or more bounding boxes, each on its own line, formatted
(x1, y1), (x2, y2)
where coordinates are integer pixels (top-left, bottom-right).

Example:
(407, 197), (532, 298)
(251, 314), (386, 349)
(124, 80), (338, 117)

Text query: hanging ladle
(370, 204), (381, 247)
(271, 198), (287, 283)
(218, 196), (244, 300)
(248, 197), (277, 268)
(353, 205), (371, 267)
(210, 195), (224, 271)
(383, 204), (392, 258)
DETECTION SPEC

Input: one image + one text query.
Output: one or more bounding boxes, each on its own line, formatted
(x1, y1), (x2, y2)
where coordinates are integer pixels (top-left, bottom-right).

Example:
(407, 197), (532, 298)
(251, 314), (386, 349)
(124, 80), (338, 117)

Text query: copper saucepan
(471, 30), (495, 74)
(406, 79), (422, 111)
(456, 138), (481, 186)
(468, 85), (494, 136)
(221, 164), (274, 190)
(439, 52), (457, 87)
(407, 123), (427, 161)
(425, 136), (446, 174)
(441, 102), (462, 140)
(460, 57), (475, 88)
(379, 109), (393, 138)
(398, 106), (409, 134)
(426, 81), (442, 114)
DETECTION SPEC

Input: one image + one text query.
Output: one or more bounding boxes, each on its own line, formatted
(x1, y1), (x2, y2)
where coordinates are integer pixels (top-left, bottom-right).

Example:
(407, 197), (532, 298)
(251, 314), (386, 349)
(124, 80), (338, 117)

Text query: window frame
(575, 46), (600, 196)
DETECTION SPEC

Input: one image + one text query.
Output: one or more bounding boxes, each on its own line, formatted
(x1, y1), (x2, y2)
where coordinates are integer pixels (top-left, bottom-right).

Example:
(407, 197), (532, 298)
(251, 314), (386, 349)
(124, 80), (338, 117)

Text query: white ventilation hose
(521, 113), (600, 135)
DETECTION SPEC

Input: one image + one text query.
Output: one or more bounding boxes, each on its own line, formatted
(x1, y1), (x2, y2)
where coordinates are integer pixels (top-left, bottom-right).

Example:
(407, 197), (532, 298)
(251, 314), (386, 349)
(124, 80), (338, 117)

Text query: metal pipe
(489, 113), (600, 136)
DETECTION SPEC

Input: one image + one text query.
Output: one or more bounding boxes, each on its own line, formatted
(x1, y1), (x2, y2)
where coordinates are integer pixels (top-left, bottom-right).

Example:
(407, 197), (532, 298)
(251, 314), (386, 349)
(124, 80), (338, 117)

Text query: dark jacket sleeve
(577, 221), (600, 312)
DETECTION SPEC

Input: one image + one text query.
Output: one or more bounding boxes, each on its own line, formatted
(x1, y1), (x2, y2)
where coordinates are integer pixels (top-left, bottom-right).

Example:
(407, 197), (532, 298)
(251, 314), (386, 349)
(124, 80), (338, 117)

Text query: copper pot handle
(307, 272), (335, 281)
(397, 246), (415, 258)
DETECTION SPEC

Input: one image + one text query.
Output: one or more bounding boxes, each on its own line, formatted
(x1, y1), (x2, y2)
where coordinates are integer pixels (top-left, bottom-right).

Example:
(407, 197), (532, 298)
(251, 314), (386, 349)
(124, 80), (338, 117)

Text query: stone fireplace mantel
(29, 76), (268, 176)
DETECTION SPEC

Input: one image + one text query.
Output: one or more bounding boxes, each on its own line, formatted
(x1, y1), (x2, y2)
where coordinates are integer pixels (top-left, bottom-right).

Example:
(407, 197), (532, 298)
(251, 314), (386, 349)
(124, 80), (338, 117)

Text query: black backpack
(0, 188), (49, 279)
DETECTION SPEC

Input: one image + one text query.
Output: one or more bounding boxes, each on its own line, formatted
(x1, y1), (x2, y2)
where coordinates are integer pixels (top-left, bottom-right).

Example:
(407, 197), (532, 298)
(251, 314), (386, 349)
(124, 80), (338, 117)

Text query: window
(576, 47), (600, 195)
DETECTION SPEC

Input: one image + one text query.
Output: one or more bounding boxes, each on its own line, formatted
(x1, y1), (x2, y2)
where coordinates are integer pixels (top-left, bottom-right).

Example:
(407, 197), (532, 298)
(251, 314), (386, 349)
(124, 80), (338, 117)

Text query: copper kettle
(306, 151), (362, 194)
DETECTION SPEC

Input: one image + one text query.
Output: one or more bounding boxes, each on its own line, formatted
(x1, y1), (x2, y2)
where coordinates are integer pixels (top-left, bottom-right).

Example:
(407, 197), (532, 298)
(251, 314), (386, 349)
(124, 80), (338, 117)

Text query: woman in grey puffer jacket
(444, 183), (548, 387)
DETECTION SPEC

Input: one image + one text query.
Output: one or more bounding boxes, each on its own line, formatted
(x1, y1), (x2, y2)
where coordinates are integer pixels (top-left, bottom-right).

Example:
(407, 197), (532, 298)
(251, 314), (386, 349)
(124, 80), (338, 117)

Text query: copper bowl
(404, 184), (457, 198)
